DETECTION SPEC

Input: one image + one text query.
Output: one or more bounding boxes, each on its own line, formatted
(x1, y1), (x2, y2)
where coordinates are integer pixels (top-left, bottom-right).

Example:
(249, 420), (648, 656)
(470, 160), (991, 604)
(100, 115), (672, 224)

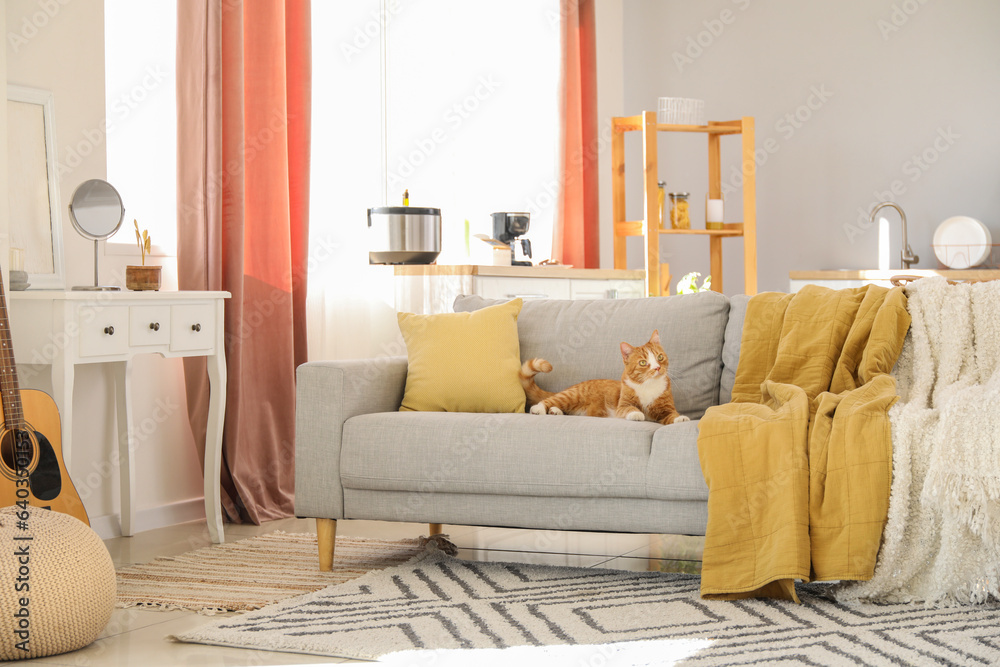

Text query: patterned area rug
(173, 545), (1000, 664)
(116, 531), (438, 614)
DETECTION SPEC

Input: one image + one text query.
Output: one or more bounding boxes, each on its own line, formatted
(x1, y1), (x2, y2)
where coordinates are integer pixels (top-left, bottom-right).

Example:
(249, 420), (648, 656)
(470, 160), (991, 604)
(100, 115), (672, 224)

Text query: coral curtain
(176, 0), (311, 524)
(553, 0), (599, 268)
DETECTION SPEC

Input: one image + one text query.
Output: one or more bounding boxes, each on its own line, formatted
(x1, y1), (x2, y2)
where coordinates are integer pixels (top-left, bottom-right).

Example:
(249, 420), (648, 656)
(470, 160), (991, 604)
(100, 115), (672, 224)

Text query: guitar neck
(0, 269), (25, 431)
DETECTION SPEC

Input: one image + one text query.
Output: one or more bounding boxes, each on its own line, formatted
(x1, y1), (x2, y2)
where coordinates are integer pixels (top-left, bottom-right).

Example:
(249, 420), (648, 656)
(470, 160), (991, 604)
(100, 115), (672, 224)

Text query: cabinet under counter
(393, 264), (646, 314)
(789, 269), (1000, 292)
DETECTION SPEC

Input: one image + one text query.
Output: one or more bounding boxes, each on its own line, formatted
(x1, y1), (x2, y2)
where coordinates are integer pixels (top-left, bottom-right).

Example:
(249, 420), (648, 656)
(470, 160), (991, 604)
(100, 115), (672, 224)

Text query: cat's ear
(650, 329), (661, 345)
(620, 342), (633, 363)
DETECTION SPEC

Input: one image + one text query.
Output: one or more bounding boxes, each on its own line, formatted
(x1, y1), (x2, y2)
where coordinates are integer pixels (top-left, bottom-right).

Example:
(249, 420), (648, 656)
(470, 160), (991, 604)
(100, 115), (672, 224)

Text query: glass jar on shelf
(669, 192), (690, 229)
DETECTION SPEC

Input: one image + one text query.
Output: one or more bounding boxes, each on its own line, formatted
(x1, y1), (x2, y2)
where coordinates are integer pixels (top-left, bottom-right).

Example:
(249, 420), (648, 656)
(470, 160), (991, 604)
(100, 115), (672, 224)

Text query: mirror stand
(71, 239), (120, 291)
(67, 179), (126, 291)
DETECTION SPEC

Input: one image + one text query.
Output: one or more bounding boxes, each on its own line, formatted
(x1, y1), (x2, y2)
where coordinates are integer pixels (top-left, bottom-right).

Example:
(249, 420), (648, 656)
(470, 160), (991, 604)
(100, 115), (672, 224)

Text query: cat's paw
(548, 406), (564, 415)
(673, 415), (690, 423)
(529, 404), (547, 415)
(625, 411), (645, 421)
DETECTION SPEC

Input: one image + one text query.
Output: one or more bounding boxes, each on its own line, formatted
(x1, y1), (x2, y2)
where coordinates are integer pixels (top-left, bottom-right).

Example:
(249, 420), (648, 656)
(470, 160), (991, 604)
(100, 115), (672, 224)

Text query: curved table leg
(205, 347), (227, 543)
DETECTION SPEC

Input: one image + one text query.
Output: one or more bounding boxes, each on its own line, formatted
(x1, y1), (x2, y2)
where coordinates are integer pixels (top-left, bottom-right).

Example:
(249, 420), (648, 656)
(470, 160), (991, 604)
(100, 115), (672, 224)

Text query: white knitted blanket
(835, 277), (1000, 605)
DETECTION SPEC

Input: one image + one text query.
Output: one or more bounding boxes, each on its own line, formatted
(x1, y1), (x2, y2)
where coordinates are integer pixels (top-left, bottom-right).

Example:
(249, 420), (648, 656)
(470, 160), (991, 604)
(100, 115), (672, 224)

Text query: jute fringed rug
(173, 546), (1000, 664)
(116, 531), (445, 614)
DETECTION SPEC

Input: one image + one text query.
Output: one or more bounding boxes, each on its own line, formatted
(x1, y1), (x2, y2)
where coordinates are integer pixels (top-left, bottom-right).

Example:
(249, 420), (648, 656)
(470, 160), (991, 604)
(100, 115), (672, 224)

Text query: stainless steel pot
(367, 206), (442, 265)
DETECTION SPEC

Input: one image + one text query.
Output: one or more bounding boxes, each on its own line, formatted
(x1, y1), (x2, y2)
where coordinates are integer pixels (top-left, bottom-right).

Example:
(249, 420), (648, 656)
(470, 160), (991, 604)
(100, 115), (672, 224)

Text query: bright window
(312, 1), (561, 268)
(104, 2), (560, 264)
(104, 0), (177, 253)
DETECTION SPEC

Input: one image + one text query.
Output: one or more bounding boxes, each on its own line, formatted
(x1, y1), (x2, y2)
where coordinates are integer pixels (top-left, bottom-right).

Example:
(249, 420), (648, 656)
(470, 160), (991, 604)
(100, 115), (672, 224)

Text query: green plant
(647, 534), (704, 574)
(134, 220), (151, 266)
(676, 271), (711, 294)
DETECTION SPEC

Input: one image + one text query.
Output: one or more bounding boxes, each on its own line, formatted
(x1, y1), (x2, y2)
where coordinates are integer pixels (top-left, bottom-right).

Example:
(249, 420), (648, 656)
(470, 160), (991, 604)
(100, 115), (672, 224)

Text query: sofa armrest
(294, 357), (407, 519)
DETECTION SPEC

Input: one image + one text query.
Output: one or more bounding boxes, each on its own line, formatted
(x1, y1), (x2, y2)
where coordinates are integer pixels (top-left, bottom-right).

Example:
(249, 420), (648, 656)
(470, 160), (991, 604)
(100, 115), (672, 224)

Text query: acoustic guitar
(0, 268), (89, 525)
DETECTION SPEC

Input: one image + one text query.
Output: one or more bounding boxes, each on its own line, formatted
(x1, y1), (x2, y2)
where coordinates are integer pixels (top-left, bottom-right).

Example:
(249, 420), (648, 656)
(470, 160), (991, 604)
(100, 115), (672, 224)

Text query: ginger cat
(520, 330), (689, 425)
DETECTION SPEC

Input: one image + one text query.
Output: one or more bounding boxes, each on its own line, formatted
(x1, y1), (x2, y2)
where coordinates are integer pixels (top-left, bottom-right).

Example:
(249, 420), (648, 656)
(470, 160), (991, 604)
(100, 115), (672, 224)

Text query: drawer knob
(192, 323), (202, 332)
(149, 322), (160, 331)
(104, 326), (115, 336)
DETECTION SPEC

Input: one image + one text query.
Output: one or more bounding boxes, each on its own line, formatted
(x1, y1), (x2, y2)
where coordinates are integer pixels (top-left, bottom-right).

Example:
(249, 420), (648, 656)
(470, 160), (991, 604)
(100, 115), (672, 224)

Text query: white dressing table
(9, 290), (230, 543)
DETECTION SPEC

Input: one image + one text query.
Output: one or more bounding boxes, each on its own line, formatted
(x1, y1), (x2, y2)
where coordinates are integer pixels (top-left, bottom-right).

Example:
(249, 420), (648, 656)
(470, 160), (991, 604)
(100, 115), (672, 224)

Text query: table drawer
(129, 306), (171, 347)
(78, 306), (130, 358)
(170, 304), (216, 352)
(474, 277), (571, 301)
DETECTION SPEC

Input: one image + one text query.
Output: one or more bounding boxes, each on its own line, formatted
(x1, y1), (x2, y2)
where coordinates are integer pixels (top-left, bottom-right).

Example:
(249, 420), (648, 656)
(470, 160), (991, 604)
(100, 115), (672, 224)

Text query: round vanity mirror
(69, 179), (125, 239)
(68, 179), (125, 290)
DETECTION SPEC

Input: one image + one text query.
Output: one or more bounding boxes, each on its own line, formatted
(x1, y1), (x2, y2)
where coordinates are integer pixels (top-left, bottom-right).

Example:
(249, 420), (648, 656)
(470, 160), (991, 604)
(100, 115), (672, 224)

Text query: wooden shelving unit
(611, 111), (757, 296)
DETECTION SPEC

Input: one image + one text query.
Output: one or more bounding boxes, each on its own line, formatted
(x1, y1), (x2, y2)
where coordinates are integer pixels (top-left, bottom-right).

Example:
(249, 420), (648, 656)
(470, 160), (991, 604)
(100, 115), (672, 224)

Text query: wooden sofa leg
(429, 523), (443, 536)
(317, 518), (337, 571)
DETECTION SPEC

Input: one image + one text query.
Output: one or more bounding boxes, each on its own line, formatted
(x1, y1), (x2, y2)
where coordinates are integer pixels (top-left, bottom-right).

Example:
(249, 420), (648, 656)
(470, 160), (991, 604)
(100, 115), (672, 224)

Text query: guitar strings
(0, 272), (31, 477)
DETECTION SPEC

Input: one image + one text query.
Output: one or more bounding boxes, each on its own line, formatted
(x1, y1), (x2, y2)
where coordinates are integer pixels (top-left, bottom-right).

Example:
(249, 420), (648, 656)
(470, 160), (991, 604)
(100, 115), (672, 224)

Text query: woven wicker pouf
(0, 506), (116, 660)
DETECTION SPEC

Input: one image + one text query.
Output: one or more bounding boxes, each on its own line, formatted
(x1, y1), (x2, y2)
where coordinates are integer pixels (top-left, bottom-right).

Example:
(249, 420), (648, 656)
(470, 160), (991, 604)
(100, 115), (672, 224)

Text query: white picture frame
(6, 84), (65, 289)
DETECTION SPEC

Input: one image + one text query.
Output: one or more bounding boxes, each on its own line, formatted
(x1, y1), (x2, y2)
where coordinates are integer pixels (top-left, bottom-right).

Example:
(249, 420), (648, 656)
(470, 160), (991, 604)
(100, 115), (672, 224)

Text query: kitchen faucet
(870, 202), (919, 269)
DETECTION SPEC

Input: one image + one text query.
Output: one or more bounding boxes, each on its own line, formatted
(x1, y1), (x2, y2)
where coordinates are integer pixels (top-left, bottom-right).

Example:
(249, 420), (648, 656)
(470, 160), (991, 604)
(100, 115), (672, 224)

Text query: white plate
(933, 216), (992, 269)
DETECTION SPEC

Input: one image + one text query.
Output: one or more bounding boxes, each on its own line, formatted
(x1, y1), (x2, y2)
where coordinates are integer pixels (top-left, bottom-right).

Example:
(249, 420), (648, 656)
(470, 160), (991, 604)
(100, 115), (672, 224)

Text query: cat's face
(619, 330), (668, 383)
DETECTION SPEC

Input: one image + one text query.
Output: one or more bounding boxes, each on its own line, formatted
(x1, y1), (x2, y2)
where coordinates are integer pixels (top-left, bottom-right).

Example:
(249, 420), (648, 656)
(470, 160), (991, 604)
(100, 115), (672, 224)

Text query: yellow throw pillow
(397, 298), (525, 413)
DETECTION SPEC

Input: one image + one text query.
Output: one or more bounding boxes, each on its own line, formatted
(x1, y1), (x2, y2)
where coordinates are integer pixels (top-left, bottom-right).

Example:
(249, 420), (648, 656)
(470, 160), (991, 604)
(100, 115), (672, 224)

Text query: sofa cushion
(454, 292), (730, 419)
(340, 412), (661, 499)
(396, 298), (525, 413)
(645, 419), (708, 502)
(720, 294), (750, 404)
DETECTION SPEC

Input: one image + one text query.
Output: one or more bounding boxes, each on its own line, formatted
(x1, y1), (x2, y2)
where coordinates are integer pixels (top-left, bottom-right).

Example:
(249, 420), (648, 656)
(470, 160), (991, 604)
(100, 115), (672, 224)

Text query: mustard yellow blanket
(697, 284), (910, 602)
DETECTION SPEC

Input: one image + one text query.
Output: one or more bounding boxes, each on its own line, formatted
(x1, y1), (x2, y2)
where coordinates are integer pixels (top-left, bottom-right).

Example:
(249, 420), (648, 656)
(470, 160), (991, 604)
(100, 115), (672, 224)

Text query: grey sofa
(294, 291), (748, 569)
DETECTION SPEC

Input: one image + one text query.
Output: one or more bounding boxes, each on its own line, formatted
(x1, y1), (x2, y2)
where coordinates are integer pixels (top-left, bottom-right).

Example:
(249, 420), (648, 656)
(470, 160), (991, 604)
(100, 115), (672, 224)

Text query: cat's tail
(519, 359), (554, 407)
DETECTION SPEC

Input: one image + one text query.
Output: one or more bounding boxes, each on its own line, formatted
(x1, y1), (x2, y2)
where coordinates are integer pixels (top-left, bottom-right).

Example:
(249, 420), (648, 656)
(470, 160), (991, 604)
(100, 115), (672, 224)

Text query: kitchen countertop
(394, 264), (645, 281)
(790, 269), (1000, 281)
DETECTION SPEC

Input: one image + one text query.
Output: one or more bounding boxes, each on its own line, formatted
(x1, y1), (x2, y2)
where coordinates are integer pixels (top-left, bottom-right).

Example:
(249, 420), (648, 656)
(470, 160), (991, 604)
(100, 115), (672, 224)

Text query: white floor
(6, 517), (704, 666)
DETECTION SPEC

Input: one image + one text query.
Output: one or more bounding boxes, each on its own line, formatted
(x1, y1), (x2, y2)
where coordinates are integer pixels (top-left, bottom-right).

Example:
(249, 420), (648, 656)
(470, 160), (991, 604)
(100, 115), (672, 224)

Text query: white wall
(5, 0), (202, 537)
(620, 0), (1000, 294)
(1, 7), (7, 278)
(595, 0), (625, 273)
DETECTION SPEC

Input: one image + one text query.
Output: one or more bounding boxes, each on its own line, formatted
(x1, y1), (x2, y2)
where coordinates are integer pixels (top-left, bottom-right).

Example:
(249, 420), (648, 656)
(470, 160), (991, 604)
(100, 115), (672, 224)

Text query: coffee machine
(492, 212), (532, 266)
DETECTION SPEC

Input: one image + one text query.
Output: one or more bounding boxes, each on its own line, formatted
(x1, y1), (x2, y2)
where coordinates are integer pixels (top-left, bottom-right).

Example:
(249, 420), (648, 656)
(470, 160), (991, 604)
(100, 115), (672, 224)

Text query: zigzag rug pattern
(174, 547), (1000, 664)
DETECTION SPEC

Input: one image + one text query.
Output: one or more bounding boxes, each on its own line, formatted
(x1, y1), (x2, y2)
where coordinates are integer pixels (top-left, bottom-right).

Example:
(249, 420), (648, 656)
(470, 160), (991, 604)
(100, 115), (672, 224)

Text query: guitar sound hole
(0, 429), (33, 474)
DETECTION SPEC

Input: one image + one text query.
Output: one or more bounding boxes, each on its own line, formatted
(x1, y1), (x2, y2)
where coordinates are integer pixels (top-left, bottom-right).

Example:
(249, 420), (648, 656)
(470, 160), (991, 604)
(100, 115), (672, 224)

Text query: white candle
(706, 198), (724, 224)
(9, 248), (24, 272)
